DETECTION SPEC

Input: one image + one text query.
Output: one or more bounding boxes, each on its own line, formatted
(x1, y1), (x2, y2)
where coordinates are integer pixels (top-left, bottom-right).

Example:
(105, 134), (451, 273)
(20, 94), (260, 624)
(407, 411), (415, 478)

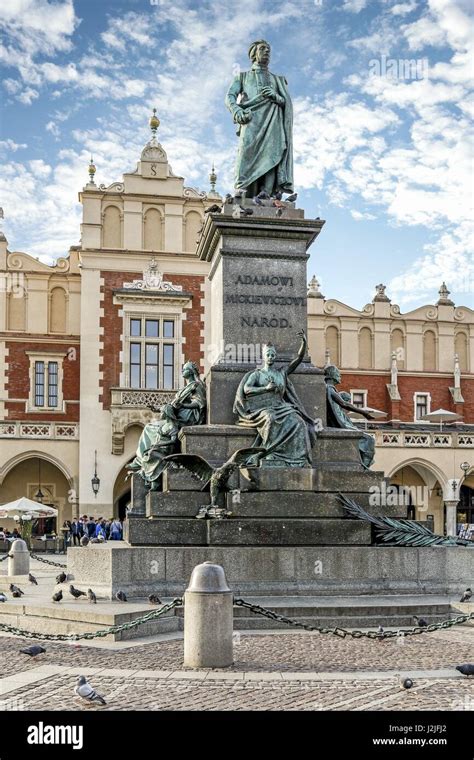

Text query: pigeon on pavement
(9, 584), (24, 595)
(12, 590), (23, 598)
(252, 195), (263, 206)
(20, 645), (46, 657)
(52, 590), (63, 602)
(400, 677), (414, 689)
(80, 535), (89, 546)
(0, 593), (7, 602)
(284, 192), (298, 202)
(115, 591), (127, 602)
(56, 572), (67, 584)
(460, 588), (472, 603)
(69, 584), (87, 599)
(28, 573), (38, 586)
(238, 206), (253, 216)
(87, 589), (97, 604)
(224, 193), (233, 205)
(456, 663), (474, 676)
(413, 615), (428, 627)
(204, 204), (222, 214)
(75, 676), (107, 705)
(256, 190), (270, 200)
(148, 594), (161, 605)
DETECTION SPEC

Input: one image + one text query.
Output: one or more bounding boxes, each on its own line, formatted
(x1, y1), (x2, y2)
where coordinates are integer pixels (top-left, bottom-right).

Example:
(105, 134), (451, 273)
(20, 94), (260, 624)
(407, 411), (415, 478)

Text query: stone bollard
(183, 561), (233, 668)
(8, 538), (30, 577)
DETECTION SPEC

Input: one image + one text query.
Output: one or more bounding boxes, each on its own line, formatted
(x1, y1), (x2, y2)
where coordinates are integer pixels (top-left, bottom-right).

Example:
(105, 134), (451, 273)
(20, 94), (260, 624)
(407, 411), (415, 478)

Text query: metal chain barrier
(0, 598), (183, 641)
(234, 598), (474, 640)
(0, 554), (9, 562)
(29, 552), (67, 568)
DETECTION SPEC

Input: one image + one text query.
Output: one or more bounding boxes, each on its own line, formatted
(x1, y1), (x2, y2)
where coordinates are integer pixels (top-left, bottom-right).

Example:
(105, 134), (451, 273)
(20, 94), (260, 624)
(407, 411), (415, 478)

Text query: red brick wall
(4, 338), (80, 421)
(339, 372), (474, 423)
(99, 271), (205, 410)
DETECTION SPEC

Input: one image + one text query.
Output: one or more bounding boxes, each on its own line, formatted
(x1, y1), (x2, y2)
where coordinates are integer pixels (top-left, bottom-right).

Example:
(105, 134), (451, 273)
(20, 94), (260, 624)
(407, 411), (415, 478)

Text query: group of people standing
(62, 516), (123, 546)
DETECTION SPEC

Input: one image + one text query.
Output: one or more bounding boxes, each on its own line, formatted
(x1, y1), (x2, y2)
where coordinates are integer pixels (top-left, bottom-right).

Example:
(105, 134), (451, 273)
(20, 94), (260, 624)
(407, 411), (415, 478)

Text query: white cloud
(342, 0), (368, 12)
(351, 210), (377, 220)
(16, 87), (39, 104)
(46, 121), (60, 138)
(391, 1), (417, 15)
(0, 138), (27, 153)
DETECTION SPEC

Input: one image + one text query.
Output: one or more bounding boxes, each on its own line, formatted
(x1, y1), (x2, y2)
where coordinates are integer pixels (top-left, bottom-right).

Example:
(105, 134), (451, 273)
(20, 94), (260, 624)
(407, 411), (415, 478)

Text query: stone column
(7, 538), (29, 576)
(444, 500), (458, 537)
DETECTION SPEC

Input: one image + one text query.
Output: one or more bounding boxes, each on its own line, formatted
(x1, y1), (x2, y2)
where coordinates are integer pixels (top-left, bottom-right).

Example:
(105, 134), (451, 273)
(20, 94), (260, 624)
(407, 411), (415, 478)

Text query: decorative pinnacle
(437, 281), (454, 305)
(307, 275), (324, 298)
(149, 107), (160, 138)
(209, 163), (217, 192)
(88, 156), (96, 184)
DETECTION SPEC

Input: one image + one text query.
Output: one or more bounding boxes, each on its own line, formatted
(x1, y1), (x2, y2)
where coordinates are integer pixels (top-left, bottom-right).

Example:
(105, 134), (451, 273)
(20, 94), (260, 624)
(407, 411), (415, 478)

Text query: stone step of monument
(0, 601), (180, 641)
(127, 517), (371, 546)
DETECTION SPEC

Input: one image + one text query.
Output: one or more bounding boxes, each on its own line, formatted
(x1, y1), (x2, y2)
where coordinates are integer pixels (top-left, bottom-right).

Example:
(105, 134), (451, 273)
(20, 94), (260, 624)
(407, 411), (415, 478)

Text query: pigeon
(238, 206), (253, 216)
(115, 591), (127, 602)
(69, 584), (87, 599)
(224, 193), (233, 205)
(56, 572), (67, 584)
(0, 593), (7, 602)
(413, 615), (428, 627)
(400, 677), (414, 689)
(148, 594), (162, 605)
(80, 535), (89, 546)
(12, 590), (22, 598)
(256, 190), (270, 200)
(273, 190), (283, 200)
(75, 675), (107, 705)
(252, 195), (263, 206)
(275, 208), (284, 217)
(377, 625), (384, 640)
(456, 663), (474, 677)
(87, 589), (97, 604)
(460, 587), (472, 603)
(28, 573), (38, 586)
(204, 204), (222, 214)
(284, 192), (298, 202)
(9, 584), (24, 596)
(52, 590), (63, 602)
(20, 645), (46, 657)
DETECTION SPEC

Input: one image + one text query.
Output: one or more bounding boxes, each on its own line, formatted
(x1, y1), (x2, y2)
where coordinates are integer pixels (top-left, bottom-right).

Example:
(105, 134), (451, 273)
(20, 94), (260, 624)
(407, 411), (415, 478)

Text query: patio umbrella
(421, 408), (462, 431)
(0, 497), (58, 519)
(349, 407), (388, 431)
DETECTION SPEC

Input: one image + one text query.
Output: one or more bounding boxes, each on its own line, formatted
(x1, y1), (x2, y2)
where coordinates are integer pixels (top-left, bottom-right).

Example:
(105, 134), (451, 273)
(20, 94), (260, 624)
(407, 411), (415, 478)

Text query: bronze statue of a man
(225, 40), (294, 198)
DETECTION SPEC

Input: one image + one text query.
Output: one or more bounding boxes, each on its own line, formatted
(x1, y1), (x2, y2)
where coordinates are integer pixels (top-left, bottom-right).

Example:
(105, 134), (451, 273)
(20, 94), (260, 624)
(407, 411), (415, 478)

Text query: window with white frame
(26, 352), (65, 411)
(127, 316), (178, 389)
(414, 392), (431, 421)
(350, 390), (367, 408)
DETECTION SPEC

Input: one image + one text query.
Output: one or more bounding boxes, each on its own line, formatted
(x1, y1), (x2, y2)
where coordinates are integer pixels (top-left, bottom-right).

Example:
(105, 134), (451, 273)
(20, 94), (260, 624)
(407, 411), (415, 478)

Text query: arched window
(423, 330), (437, 371)
(455, 332), (469, 371)
(358, 327), (373, 369)
(102, 206), (121, 248)
(326, 325), (340, 366)
(7, 292), (26, 331)
(391, 328), (405, 369)
(143, 208), (163, 251)
(184, 211), (202, 252)
(49, 287), (67, 333)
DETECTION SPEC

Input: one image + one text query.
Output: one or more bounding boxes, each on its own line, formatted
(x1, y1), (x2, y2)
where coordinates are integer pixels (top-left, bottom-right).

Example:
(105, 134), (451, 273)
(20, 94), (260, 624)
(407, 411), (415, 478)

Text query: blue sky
(0, 0), (472, 310)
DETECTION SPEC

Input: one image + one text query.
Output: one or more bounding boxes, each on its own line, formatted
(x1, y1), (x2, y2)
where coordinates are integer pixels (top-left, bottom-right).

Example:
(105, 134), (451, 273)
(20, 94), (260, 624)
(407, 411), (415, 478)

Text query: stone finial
(437, 281), (454, 306)
(149, 107), (160, 138)
(373, 283), (390, 302)
(307, 275), (324, 298)
(88, 156), (96, 185)
(209, 163), (217, 193)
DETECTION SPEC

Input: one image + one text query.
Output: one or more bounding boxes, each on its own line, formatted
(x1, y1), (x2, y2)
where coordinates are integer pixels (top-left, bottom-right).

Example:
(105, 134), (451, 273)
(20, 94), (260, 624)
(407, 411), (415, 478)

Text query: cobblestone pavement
(1, 629), (473, 711)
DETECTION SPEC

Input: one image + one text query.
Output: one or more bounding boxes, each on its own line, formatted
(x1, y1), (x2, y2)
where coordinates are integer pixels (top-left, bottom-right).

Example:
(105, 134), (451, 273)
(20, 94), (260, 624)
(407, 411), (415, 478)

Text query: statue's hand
(297, 329), (307, 343)
(261, 86), (281, 104)
(265, 381), (277, 392)
(234, 107), (252, 125)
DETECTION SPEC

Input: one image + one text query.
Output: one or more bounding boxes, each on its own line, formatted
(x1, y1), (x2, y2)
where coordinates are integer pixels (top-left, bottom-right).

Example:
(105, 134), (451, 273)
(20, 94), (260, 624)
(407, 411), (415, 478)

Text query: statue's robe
(225, 64), (293, 196)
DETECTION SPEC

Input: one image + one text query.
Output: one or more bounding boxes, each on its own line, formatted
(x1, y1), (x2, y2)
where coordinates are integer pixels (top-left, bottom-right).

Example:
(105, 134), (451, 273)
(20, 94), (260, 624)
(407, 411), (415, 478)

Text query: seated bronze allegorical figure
(127, 361), (207, 489)
(324, 364), (375, 469)
(233, 331), (316, 467)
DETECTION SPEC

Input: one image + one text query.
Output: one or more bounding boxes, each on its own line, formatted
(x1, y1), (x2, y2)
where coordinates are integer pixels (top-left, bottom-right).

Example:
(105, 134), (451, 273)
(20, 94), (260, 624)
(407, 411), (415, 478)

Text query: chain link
(0, 598), (183, 641)
(234, 599), (474, 639)
(29, 552), (67, 568)
(0, 554), (9, 562)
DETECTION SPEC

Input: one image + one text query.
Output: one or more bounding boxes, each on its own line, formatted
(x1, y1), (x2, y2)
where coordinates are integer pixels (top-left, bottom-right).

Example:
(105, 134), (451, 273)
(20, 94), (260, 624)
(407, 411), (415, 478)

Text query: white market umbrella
(349, 407), (388, 431)
(0, 497), (58, 519)
(421, 408), (462, 431)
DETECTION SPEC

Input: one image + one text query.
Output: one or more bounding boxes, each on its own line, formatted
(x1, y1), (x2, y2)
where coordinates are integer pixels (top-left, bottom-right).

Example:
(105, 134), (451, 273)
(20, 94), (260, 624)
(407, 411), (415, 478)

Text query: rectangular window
(163, 344), (174, 389)
(130, 319), (141, 337)
(415, 393), (429, 420)
(145, 319), (159, 338)
(163, 320), (174, 338)
(48, 362), (58, 408)
(145, 344), (159, 389)
(351, 391), (367, 408)
(35, 361), (45, 406)
(130, 343), (141, 388)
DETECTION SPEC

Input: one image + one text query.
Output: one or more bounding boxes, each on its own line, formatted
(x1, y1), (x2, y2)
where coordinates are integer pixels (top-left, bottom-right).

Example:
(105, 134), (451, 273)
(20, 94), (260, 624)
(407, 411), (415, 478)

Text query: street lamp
(91, 450), (100, 498)
(35, 458), (44, 503)
(460, 462), (470, 477)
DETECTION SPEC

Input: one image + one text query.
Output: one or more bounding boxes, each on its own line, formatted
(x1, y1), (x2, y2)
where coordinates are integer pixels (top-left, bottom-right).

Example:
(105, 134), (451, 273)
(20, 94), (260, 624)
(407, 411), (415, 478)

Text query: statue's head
(182, 361), (199, 380)
(248, 39), (271, 65)
(262, 343), (277, 366)
(160, 403), (177, 422)
(324, 364), (341, 385)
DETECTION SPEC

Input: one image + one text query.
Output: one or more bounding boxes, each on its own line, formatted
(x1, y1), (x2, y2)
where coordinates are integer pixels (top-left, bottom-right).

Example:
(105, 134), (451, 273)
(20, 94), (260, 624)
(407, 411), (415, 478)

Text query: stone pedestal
(197, 212), (326, 425)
